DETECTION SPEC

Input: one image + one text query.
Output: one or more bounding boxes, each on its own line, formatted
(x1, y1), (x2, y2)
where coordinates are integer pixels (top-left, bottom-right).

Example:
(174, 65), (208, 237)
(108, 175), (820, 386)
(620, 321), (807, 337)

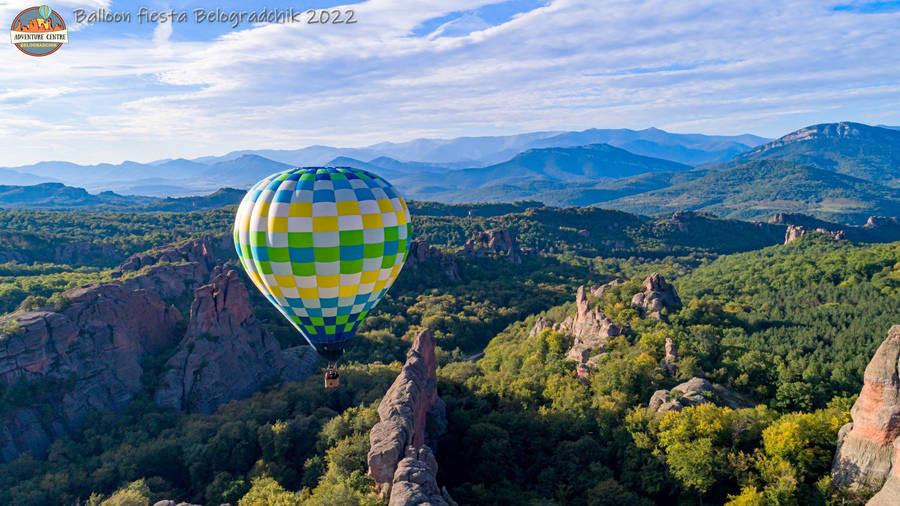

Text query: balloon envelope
(233, 167), (410, 352)
(39, 5), (51, 18)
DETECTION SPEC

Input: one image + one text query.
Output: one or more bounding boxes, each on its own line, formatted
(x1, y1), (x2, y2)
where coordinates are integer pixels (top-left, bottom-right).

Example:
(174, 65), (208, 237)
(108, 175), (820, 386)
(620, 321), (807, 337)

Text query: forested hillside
(0, 204), (897, 505)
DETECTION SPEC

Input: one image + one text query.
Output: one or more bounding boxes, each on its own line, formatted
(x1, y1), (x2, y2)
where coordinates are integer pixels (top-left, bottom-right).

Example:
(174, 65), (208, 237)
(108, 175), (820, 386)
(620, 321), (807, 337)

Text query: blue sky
(1, 0), (899, 165)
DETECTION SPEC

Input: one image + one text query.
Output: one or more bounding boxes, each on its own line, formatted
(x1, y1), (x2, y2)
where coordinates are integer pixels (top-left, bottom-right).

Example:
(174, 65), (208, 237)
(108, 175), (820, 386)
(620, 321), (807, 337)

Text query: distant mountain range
(718, 122), (900, 186)
(606, 160), (900, 225)
(1, 121), (899, 225)
(0, 183), (242, 211)
(0, 126), (767, 197)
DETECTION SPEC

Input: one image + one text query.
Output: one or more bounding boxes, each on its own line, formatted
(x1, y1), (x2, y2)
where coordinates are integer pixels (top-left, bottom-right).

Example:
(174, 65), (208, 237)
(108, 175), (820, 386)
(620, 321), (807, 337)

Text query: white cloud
(0, 0), (899, 165)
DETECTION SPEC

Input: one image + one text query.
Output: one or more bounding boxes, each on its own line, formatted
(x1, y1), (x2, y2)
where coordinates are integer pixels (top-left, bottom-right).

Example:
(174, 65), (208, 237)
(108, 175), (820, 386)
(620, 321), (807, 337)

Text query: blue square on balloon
(252, 246), (269, 261)
(383, 240), (398, 257)
(286, 172), (302, 181)
(323, 316), (336, 326)
(306, 307), (322, 318)
(289, 248), (314, 263)
(275, 189), (293, 203)
(336, 305), (352, 316)
(382, 186), (397, 199)
(353, 294), (369, 305)
(313, 189), (334, 202)
(354, 188), (374, 201)
(340, 244), (364, 260)
(320, 297), (339, 308)
(332, 178), (351, 190)
(299, 179), (315, 191)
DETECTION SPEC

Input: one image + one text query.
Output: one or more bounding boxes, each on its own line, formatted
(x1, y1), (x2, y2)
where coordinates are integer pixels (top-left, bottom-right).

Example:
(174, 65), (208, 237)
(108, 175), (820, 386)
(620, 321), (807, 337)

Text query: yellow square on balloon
(337, 200), (360, 215)
(362, 214), (382, 229)
(313, 216), (338, 232)
(339, 284), (359, 297)
(269, 216), (288, 233)
(377, 199), (393, 213)
(289, 202), (312, 217)
(361, 270), (379, 283)
(299, 287), (318, 298)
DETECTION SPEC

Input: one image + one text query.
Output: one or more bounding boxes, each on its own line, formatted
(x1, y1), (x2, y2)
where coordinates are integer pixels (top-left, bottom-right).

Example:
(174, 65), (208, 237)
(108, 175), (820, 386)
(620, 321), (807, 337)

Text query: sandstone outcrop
(648, 377), (716, 414)
(561, 285), (625, 366)
(631, 273), (681, 320)
(0, 282), (183, 462)
(784, 225), (846, 244)
(664, 337), (678, 376)
(406, 240), (461, 281)
(865, 216), (900, 229)
(368, 329), (449, 504)
(462, 229), (521, 264)
(832, 325), (900, 496)
(154, 267), (317, 414)
(647, 377), (747, 415)
(0, 236), (312, 463)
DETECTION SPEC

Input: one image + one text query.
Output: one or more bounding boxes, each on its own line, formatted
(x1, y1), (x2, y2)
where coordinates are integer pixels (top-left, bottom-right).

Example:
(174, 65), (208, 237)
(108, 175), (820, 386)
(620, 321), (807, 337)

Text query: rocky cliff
(784, 224), (846, 244)
(461, 229), (521, 264)
(0, 281), (183, 462)
(367, 328), (452, 505)
(406, 240), (461, 282)
(561, 284), (626, 367)
(631, 273), (681, 321)
(832, 325), (900, 497)
(0, 237), (316, 463)
(154, 267), (317, 414)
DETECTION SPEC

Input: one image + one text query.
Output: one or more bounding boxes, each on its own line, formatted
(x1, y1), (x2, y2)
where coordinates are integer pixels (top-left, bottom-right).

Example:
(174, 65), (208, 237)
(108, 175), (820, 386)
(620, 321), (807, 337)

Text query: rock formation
(664, 337), (678, 375)
(647, 377), (748, 415)
(405, 240), (461, 282)
(590, 278), (625, 298)
(832, 325), (900, 497)
(154, 267), (317, 414)
(865, 216), (900, 229)
(669, 210), (714, 233)
(784, 225), (846, 244)
(648, 378), (716, 414)
(367, 329), (451, 505)
(631, 273), (682, 320)
(461, 229), (521, 264)
(0, 236), (314, 463)
(561, 285), (625, 366)
(0, 282), (183, 462)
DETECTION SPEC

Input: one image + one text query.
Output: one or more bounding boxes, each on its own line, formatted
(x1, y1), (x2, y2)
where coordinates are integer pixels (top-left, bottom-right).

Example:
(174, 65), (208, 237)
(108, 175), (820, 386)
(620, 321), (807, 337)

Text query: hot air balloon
(233, 167), (410, 388)
(39, 5), (51, 19)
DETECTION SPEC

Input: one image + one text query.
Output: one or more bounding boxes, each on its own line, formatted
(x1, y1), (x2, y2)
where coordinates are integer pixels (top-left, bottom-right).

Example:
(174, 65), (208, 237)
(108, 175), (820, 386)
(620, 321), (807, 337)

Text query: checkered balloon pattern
(233, 167), (410, 350)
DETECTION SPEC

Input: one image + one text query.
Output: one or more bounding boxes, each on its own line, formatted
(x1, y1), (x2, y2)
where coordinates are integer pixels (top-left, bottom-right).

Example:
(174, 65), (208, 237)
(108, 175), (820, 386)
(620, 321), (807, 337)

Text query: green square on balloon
(339, 230), (363, 245)
(268, 247), (289, 263)
(326, 325), (336, 334)
(384, 226), (398, 242)
(292, 262), (316, 276)
(364, 243), (383, 258)
(251, 231), (266, 246)
(288, 232), (313, 248)
(340, 259), (363, 274)
(314, 246), (340, 262)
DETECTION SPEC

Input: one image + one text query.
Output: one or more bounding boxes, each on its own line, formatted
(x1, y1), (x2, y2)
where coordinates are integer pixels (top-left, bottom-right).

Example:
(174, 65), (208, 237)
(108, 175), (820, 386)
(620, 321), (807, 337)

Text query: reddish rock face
(154, 267), (317, 414)
(832, 325), (900, 492)
(0, 283), (183, 462)
(461, 229), (521, 264)
(850, 326), (900, 445)
(368, 329), (448, 504)
(0, 237), (220, 463)
(631, 273), (681, 321)
(405, 240), (461, 282)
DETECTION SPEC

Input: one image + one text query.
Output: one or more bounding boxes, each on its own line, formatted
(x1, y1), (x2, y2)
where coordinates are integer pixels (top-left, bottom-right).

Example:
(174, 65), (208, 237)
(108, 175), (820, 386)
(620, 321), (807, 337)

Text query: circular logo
(10, 5), (68, 57)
